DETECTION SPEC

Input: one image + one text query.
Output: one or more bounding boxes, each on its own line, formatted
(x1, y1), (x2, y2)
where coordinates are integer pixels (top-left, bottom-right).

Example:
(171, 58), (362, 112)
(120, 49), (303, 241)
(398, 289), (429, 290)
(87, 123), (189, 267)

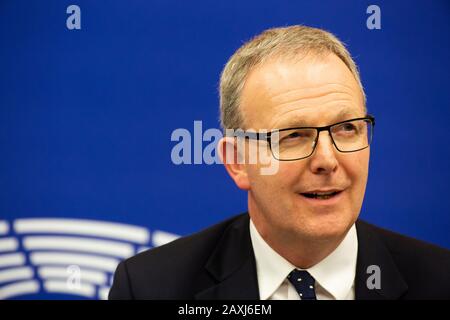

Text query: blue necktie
(287, 269), (317, 300)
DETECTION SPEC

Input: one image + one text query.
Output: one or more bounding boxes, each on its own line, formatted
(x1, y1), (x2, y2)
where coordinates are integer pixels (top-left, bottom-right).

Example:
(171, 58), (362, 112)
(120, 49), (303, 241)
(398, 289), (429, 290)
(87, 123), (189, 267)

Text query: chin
(291, 211), (356, 242)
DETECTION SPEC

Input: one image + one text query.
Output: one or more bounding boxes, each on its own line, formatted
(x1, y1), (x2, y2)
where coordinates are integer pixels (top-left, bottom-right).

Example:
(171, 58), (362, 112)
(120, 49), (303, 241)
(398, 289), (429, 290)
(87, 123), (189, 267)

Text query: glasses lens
(270, 128), (317, 160)
(331, 119), (373, 152)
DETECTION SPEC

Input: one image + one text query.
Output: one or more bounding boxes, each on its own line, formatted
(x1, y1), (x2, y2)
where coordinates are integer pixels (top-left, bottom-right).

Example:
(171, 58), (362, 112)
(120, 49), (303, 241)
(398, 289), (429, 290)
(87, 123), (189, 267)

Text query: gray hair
(219, 25), (366, 130)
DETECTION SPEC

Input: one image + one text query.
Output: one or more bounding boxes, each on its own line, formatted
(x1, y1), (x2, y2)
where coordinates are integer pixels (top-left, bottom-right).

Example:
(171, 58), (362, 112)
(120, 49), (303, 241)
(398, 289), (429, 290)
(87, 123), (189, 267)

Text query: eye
(279, 129), (314, 144)
(334, 122), (358, 133)
(342, 123), (357, 131)
(286, 131), (302, 139)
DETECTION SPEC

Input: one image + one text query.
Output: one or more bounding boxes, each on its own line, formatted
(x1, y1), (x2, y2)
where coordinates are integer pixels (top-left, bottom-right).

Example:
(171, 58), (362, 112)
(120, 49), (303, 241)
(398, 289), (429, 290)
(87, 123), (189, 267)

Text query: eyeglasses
(234, 115), (375, 161)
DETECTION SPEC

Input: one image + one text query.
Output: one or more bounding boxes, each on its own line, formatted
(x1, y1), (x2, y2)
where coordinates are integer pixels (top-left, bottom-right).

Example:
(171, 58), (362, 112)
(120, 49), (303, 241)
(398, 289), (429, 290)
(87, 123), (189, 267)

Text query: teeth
(315, 194), (333, 199)
(302, 191), (339, 199)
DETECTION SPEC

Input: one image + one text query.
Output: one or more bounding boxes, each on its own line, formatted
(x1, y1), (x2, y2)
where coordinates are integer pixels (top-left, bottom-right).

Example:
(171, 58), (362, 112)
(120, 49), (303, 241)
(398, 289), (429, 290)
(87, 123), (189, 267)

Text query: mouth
(299, 190), (344, 203)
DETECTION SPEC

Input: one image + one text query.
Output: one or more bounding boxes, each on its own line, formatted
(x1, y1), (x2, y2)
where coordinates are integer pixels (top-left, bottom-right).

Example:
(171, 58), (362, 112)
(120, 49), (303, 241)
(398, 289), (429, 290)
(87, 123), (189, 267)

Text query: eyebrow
(278, 108), (362, 129)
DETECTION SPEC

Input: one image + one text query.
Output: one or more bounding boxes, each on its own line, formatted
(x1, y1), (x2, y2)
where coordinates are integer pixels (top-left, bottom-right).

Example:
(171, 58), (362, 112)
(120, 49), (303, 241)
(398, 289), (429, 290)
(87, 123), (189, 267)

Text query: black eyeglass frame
(233, 115), (375, 161)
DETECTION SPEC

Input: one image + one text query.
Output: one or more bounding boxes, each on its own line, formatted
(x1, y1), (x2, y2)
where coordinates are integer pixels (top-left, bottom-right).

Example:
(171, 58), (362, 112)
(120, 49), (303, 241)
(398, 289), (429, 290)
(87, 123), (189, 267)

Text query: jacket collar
(195, 213), (259, 300)
(354, 220), (408, 300)
(195, 213), (408, 300)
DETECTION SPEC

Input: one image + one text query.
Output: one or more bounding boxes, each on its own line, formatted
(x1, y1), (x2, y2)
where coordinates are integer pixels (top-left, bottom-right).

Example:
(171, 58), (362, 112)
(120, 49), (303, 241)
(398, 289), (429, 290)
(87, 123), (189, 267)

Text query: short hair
(219, 25), (366, 130)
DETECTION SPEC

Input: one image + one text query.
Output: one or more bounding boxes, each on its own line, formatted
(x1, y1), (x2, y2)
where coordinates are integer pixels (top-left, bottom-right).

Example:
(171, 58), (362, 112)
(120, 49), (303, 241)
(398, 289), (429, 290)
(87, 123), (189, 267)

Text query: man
(109, 25), (450, 300)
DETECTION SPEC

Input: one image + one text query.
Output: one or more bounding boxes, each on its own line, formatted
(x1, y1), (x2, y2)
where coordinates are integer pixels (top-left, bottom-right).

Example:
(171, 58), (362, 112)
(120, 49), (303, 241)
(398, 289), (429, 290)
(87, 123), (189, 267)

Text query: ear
(218, 137), (251, 190)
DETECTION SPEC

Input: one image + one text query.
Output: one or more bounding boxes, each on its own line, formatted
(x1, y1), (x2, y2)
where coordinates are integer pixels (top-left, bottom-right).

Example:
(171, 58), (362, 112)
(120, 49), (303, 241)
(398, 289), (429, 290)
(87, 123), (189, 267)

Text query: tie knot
(287, 269), (317, 300)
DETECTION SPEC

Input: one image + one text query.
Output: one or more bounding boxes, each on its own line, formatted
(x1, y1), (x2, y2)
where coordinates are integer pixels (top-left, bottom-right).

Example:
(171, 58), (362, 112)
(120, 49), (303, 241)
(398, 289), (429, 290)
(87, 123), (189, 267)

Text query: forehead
(240, 53), (365, 129)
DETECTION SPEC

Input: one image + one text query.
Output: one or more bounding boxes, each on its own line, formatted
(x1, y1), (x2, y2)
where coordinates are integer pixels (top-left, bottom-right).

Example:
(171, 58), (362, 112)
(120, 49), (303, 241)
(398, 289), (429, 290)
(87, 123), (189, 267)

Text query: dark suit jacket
(109, 213), (450, 300)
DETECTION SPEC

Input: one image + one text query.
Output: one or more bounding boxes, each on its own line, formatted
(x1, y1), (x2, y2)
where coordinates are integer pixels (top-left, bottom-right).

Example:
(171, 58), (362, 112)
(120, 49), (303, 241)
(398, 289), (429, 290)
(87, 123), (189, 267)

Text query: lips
(300, 189), (344, 201)
(299, 189), (344, 201)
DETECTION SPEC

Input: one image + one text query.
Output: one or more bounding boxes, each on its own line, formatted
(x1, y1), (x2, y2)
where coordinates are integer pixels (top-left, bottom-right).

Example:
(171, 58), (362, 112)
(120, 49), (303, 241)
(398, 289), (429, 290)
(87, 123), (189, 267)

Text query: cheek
(276, 162), (307, 187)
(344, 151), (370, 196)
(247, 162), (304, 194)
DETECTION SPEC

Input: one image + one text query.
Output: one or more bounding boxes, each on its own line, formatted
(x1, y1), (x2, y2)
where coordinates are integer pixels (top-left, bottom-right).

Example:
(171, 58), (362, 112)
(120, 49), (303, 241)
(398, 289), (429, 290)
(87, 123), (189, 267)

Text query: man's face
(239, 53), (369, 242)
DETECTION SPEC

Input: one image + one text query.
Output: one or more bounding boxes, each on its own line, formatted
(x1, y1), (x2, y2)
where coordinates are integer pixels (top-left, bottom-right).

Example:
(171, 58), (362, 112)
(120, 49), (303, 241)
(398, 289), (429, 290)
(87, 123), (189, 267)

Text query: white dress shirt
(249, 219), (358, 300)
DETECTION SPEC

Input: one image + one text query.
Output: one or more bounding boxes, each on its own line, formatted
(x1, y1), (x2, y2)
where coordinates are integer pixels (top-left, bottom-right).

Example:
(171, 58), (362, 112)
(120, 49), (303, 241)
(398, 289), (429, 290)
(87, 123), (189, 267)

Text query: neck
(263, 226), (344, 269)
(248, 204), (347, 269)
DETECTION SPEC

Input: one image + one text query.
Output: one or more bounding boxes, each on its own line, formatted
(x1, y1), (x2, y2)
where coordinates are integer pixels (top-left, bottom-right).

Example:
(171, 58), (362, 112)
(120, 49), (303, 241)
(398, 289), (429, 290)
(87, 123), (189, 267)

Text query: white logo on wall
(0, 219), (179, 300)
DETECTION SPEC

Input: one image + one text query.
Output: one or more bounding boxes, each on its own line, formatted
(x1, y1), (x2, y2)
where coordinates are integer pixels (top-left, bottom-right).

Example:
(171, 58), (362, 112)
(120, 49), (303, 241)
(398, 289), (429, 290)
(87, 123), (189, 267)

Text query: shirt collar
(249, 219), (358, 300)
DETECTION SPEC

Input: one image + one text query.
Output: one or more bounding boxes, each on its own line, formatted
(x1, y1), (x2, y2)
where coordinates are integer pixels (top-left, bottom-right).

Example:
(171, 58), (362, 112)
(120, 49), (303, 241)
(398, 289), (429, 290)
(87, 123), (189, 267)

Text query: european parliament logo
(0, 218), (179, 300)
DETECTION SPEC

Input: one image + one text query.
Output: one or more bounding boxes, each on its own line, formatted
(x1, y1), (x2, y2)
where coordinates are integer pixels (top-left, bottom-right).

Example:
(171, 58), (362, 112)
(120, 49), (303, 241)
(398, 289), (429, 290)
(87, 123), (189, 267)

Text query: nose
(308, 130), (339, 174)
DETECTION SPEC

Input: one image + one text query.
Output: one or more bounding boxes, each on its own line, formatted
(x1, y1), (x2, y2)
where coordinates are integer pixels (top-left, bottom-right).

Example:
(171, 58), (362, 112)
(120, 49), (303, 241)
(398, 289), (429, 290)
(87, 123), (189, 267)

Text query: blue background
(0, 0), (449, 299)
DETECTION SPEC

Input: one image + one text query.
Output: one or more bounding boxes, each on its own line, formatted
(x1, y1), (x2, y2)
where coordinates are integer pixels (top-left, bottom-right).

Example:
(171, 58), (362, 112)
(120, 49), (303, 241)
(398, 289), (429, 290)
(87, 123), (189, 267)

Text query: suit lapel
(195, 215), (409, 300)
(355, 220), (408, 300)
(195, 214), (260, 300)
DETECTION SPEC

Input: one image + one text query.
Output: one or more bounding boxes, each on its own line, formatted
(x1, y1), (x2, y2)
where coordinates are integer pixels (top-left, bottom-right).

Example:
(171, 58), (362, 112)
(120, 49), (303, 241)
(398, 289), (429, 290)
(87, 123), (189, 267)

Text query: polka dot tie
(287, 269), (317, 300)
